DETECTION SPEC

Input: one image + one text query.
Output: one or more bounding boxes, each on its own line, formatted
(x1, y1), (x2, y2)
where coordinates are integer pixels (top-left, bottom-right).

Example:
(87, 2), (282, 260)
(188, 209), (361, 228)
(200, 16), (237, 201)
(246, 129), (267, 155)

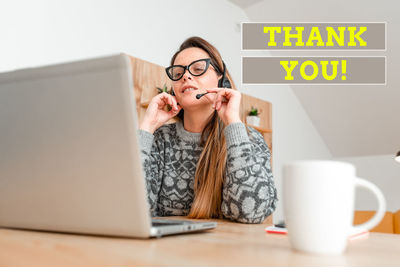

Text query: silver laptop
(0, 54), (216, 238)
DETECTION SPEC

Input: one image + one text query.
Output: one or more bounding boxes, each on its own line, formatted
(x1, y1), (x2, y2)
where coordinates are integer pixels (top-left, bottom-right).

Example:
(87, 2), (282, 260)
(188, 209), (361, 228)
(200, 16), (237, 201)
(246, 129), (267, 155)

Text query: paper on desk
(348, 227), (369, 240)
(265, 226), (369, 240)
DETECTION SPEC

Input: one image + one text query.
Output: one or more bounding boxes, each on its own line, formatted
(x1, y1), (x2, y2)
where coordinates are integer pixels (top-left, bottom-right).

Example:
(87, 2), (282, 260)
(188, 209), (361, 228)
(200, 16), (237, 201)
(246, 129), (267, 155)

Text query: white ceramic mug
(283, 160), (386, 255)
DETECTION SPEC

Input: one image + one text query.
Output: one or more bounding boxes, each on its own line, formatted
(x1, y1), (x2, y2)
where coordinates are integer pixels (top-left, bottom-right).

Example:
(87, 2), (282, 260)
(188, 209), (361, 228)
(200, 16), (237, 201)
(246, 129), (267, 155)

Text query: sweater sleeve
(221, 123), (277, 224)
(138, 129), (164, 216)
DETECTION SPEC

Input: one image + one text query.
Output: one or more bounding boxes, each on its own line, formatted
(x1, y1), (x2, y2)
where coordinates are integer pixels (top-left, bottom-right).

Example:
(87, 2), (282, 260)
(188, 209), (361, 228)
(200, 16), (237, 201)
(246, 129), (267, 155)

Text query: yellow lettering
(320, 61), (339, 80)
(348, 26), (367, 46)
(341, 60), (347, 80)
(261, 26), (368, 48)
(280, 61), (298, 80)
(326, 27), (345, 46)
(306, 27), (325, 47)
(264, 27), (281, 47)
(283, 27), (305, 47)
(300, 61), (319, 80)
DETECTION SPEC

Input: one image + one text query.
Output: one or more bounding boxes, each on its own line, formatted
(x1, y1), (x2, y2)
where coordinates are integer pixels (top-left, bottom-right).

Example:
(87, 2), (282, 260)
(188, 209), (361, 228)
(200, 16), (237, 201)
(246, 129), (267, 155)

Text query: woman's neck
(183, 107), (214, 133)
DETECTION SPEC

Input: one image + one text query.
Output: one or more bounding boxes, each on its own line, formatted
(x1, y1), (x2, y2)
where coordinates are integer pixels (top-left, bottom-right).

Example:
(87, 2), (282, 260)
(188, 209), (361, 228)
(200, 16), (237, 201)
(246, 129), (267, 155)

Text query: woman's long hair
(170, 36), (236, 219)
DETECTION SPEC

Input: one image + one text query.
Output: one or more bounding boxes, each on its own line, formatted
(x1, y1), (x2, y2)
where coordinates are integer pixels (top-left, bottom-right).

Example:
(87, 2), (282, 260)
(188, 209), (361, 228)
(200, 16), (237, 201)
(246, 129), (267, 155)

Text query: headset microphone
(196, 93), (206, 99)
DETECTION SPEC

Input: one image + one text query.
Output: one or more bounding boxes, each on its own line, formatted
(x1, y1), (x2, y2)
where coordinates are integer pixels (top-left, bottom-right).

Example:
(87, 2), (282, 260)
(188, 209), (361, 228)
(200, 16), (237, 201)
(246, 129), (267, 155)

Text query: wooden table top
(1, 217), (400, 267)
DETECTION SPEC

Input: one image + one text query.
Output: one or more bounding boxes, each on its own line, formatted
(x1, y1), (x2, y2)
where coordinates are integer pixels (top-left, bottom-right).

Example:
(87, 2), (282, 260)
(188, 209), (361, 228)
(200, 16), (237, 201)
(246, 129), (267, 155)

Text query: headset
(218, 61), (232, 89)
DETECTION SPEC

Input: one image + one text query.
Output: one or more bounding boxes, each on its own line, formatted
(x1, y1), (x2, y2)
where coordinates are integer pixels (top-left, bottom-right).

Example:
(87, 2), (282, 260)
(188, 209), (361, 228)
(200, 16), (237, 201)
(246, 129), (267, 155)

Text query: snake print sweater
(138, 121), (277, 224)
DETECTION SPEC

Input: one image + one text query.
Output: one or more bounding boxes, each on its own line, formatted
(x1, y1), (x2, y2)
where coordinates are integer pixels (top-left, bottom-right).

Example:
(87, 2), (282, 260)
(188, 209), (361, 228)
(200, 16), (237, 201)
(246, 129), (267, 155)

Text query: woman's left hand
(206, 88), (242, 125)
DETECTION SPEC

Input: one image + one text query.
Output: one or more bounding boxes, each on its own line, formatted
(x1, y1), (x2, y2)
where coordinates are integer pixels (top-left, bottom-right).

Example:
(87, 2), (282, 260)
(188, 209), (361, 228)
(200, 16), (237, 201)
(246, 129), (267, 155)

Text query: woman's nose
(182, 70), (193, 81)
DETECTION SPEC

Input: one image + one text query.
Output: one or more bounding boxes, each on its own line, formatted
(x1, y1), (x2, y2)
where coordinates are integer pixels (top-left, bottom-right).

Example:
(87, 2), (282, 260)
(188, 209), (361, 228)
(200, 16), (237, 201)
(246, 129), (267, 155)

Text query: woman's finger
(158, 93), (173, 108)
(216, 92), (223, 110)
(206, 88), (222, 94)
(167, 104), (182, 117)
(215, 89), (232, 110)
(165, 94), (173, 106)
(171, 96), (179, 111)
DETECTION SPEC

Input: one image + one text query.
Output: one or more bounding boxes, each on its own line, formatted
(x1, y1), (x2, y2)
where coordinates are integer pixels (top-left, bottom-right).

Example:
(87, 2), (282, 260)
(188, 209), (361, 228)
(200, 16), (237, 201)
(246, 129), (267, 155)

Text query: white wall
(337, 154), (400, 212)
(0, 0), (245, 82)
(1, 0), (333, 222)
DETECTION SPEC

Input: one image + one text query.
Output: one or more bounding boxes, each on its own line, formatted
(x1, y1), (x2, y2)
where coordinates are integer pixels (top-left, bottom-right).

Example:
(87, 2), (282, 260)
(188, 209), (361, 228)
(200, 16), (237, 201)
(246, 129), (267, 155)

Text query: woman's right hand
(139, 92), (182, 134)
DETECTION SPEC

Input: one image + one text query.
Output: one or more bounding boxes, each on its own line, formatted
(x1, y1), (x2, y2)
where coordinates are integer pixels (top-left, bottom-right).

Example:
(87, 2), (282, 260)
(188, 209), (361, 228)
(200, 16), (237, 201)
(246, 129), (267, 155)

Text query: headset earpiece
(218, 61), (232, 88)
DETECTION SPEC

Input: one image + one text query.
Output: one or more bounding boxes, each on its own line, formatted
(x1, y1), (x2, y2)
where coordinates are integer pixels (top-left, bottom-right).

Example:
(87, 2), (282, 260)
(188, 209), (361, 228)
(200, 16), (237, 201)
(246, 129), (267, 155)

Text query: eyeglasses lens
(189, 60), (207, 76)
(169, 66), (184, 80)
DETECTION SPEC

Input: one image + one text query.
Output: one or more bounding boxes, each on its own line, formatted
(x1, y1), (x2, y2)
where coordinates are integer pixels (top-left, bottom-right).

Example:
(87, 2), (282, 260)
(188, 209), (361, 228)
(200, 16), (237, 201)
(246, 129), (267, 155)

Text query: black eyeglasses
(165, 58), (218, 81)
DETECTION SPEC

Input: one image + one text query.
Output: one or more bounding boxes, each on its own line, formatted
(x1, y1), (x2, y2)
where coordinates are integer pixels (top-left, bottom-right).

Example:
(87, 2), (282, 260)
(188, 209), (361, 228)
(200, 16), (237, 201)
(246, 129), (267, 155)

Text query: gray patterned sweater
(138, 121), (277, 224)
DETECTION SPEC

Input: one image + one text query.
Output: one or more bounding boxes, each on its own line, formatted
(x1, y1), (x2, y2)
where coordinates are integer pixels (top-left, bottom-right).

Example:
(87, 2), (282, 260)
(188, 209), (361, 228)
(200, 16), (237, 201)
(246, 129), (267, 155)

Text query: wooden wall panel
(240, 94), (272, 152)
(128, 55), (173, 123)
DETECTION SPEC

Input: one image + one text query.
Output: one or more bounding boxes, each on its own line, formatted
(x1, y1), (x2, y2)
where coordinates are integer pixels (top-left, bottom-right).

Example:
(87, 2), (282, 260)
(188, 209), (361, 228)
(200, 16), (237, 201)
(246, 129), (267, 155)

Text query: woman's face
(172, 47), (220, 110)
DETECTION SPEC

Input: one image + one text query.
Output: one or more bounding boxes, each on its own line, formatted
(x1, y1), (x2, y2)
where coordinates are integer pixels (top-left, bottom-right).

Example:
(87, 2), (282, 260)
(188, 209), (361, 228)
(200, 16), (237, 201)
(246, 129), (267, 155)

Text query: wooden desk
(1, 217), (400, 267)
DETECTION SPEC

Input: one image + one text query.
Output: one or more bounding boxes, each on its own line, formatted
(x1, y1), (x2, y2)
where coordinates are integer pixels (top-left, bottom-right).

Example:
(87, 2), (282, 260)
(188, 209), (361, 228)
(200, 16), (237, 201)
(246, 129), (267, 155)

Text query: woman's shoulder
(153, 122), (179, 139)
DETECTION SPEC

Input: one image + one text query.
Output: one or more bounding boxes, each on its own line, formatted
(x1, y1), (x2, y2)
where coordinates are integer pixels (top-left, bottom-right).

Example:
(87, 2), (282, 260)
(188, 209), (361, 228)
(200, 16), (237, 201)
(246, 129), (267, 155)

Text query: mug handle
(353, 177), (386, 230)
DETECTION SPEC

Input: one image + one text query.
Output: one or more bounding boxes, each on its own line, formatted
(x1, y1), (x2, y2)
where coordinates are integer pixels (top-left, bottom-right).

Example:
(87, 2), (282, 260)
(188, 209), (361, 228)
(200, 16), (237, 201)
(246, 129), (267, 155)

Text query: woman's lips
(181, 85), (198, 93)
(182, 87), (198, 93)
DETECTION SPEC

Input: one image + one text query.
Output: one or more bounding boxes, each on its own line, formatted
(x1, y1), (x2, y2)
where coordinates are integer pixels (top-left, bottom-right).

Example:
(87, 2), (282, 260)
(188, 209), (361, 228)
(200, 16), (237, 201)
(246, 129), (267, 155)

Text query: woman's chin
(179, 95), (211, 110)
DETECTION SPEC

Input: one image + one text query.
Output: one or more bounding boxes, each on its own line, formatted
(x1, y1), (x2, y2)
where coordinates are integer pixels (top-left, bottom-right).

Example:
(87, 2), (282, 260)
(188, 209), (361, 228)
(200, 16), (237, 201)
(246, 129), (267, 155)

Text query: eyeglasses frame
(165, 58), (221, 81)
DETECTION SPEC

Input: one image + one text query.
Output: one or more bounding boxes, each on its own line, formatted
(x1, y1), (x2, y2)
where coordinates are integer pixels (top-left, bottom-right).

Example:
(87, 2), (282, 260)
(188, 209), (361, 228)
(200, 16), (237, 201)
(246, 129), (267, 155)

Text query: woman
(139, 36), (277, 224)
